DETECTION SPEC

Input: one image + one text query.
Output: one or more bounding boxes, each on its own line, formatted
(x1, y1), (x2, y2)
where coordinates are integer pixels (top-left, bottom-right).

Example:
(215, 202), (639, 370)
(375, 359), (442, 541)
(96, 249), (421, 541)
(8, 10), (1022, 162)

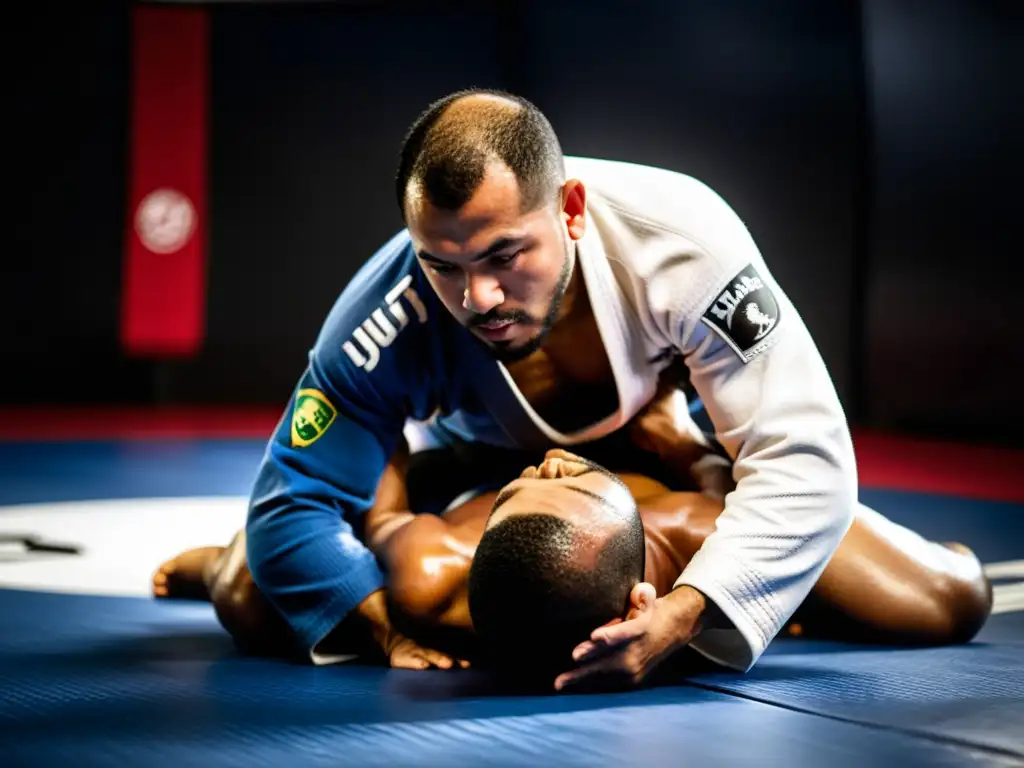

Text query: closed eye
(490, 251), (521, 268)
(427, 262), (458, 276)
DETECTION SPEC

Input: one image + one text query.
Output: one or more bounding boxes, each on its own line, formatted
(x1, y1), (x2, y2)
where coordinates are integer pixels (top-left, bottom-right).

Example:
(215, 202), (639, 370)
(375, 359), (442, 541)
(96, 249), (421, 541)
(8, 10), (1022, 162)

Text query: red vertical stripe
(122, 6), (209, 357)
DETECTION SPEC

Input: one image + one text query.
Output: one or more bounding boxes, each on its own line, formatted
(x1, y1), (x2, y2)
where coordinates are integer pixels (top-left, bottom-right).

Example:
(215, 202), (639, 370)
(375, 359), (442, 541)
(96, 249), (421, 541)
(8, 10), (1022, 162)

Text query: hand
(356, 590), (469, 671)
(554, 583), (704, 692)
(386, 633), (470, 671)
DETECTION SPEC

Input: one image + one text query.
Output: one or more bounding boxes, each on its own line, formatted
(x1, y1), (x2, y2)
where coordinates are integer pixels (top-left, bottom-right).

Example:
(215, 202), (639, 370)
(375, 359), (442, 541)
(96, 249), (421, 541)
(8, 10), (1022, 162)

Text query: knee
(207, 536), (284, 647)
(210, 568), (271, 641)
(932, 544), (993, 644)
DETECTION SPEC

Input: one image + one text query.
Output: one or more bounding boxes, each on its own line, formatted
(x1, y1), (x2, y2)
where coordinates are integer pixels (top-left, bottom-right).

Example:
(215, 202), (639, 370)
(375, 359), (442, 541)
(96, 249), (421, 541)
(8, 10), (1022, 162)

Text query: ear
(561, 179), (587, 241)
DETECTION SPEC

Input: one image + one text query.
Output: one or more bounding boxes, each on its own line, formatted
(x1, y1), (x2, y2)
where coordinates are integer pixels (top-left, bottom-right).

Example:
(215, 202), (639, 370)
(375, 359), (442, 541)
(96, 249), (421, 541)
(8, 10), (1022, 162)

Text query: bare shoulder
(638, 490), (722, 530)
(386, 514), (469, 622)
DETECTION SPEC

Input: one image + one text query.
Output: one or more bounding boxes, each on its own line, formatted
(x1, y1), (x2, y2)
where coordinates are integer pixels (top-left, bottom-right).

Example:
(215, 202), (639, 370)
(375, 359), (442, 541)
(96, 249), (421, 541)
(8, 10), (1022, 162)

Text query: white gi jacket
(439, 156), (858, 671)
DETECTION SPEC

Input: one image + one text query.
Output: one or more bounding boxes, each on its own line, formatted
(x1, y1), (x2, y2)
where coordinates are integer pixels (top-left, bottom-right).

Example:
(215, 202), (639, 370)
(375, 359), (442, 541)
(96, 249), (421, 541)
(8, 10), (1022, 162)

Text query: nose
(463, 273), (503, 315)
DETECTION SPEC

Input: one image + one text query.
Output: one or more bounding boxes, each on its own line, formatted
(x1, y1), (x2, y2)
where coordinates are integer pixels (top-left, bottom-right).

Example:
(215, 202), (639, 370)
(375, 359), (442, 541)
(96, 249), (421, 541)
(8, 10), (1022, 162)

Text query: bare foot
(153, 546), (225, 601)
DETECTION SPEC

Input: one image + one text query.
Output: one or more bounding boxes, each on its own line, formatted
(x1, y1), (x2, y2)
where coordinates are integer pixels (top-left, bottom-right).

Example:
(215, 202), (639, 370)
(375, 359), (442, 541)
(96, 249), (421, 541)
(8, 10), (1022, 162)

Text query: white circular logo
(135, 188), (196, 254)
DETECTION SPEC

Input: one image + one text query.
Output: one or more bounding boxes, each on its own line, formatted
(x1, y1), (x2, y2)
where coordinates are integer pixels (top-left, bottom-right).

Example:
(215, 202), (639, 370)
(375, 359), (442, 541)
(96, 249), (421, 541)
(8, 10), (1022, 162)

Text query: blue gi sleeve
(245, 232), (439, 658)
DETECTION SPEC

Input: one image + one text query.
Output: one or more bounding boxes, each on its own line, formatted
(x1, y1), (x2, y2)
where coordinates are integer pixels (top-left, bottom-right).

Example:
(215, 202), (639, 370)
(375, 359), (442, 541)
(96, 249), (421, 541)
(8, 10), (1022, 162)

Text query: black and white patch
(701, 264), (781, 362)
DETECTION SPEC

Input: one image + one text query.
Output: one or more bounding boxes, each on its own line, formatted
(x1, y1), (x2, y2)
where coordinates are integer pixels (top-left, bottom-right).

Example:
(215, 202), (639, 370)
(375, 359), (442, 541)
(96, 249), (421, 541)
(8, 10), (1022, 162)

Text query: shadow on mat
(1, 657), (730, 740)
(3, 628), (239, 666)
(381, 648), (733, 701)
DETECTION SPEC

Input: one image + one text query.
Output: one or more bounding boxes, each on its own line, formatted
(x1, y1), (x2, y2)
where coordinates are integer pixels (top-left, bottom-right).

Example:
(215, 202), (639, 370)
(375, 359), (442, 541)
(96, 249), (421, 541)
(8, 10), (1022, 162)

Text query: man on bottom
(154, 443), (992, 690)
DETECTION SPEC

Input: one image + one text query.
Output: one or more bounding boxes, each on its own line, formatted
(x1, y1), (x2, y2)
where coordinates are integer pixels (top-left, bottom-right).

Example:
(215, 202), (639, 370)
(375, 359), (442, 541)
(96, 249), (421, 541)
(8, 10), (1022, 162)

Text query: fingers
(557, 635), (654, 693)
(543, 449), (586, 463)
(569, 586), (658, 663)
(591, 613), (648, 647)
(537, 451), (590, 478)
(419, 648), (455, 669)
(572, 640), (599, 663)
(572, 620), (643, 663)
(393, 651), (443, 670)
(391, 641), (470, 671)
(393, 655), (431, 670)
(554, 656), (633, 693)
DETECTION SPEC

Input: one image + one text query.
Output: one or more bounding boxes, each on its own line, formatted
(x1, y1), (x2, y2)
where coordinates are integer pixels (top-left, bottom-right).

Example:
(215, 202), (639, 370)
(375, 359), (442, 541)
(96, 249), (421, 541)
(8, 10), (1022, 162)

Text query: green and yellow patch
(290, 389), (337, 448)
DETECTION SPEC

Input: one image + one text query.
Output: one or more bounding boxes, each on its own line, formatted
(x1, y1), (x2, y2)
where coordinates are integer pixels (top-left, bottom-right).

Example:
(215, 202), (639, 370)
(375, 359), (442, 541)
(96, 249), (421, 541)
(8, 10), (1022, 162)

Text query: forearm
(652, 435), (733, 499)
(364, 436), (417, 553)
(629, 385), (732, 497)
(671, 286), (858, 669)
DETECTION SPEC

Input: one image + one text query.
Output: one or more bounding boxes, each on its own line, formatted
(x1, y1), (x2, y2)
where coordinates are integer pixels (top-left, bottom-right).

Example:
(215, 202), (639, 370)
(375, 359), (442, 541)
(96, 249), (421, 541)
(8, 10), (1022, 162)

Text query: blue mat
(691, 637), (1023, 758)
(686, 489), (1024, 759)
(0, 440), (265, 505)
(0, 589), (1014, 768)
(0, 440), (1021, 765)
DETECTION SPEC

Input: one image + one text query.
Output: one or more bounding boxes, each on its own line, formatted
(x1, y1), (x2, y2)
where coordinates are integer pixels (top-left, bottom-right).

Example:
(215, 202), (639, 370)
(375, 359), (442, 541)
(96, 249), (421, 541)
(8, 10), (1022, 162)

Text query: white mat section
(0, 497), (247, 597)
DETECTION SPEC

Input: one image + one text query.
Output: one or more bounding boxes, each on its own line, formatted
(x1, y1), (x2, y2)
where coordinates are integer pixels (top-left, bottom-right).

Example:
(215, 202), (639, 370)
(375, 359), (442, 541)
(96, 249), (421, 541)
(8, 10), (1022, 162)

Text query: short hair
(395, 88), (565, 217)
(467, 510), (645, 675)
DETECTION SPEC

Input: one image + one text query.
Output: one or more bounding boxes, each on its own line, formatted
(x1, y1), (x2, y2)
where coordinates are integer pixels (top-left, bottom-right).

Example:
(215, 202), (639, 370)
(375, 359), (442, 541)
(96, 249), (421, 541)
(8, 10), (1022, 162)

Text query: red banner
(121, 5), (209, 357)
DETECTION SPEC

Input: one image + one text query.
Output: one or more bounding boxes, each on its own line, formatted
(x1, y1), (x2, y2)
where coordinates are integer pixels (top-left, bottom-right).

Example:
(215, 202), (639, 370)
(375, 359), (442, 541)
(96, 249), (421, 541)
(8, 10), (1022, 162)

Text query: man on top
(236, 87), (863, 688)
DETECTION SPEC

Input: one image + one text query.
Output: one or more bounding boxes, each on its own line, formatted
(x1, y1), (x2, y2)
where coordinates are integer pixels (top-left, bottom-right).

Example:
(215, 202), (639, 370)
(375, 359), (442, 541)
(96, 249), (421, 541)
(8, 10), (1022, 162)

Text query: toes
(153, 572), (169, 598)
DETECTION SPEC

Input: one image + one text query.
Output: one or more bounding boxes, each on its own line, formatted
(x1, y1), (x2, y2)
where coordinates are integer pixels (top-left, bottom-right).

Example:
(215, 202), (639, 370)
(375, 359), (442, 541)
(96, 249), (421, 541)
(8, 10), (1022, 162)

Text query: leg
(649, 494), (993, 645)
(788, 503), (993, 645)
(154, 530), (296, 656)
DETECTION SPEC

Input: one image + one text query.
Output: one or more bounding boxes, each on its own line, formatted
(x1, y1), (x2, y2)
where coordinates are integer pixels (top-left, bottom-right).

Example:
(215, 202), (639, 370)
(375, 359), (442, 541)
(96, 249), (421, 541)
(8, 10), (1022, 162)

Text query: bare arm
(363, 436), (418, 555)
(629, 379), (733, 499)
(354, 437), (473, 667)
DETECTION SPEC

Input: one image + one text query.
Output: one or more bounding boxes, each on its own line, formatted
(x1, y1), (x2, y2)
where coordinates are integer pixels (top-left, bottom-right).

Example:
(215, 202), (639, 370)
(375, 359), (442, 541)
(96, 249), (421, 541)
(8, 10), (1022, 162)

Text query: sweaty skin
(363, 454), (993, 662)
(154, 390), (992, 669)
(363, 468), (703, 658)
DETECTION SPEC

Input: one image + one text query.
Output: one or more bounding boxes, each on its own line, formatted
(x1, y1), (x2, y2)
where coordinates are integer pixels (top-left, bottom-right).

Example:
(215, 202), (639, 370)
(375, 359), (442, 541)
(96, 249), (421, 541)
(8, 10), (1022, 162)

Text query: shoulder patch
(291, 389), (337, 447)
(701, 264), (781, 363)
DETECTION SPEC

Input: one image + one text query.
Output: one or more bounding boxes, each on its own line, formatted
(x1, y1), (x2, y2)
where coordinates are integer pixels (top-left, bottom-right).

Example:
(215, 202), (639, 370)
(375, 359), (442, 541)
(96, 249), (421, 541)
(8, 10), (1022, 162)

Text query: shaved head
(396, 88), (565, 217)
(466, 454), (645, 675)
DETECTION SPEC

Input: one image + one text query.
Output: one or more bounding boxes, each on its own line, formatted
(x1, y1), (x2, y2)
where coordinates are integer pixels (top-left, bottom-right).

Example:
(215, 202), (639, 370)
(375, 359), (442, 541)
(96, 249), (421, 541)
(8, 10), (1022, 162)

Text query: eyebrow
(491, 473), (624, 514)
(417, 236), (523, 266)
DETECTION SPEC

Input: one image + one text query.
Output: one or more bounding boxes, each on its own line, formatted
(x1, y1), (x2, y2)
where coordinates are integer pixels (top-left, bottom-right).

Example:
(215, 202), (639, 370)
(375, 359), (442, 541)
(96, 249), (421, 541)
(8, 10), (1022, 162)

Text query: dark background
(7, 0), (1022, 445)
